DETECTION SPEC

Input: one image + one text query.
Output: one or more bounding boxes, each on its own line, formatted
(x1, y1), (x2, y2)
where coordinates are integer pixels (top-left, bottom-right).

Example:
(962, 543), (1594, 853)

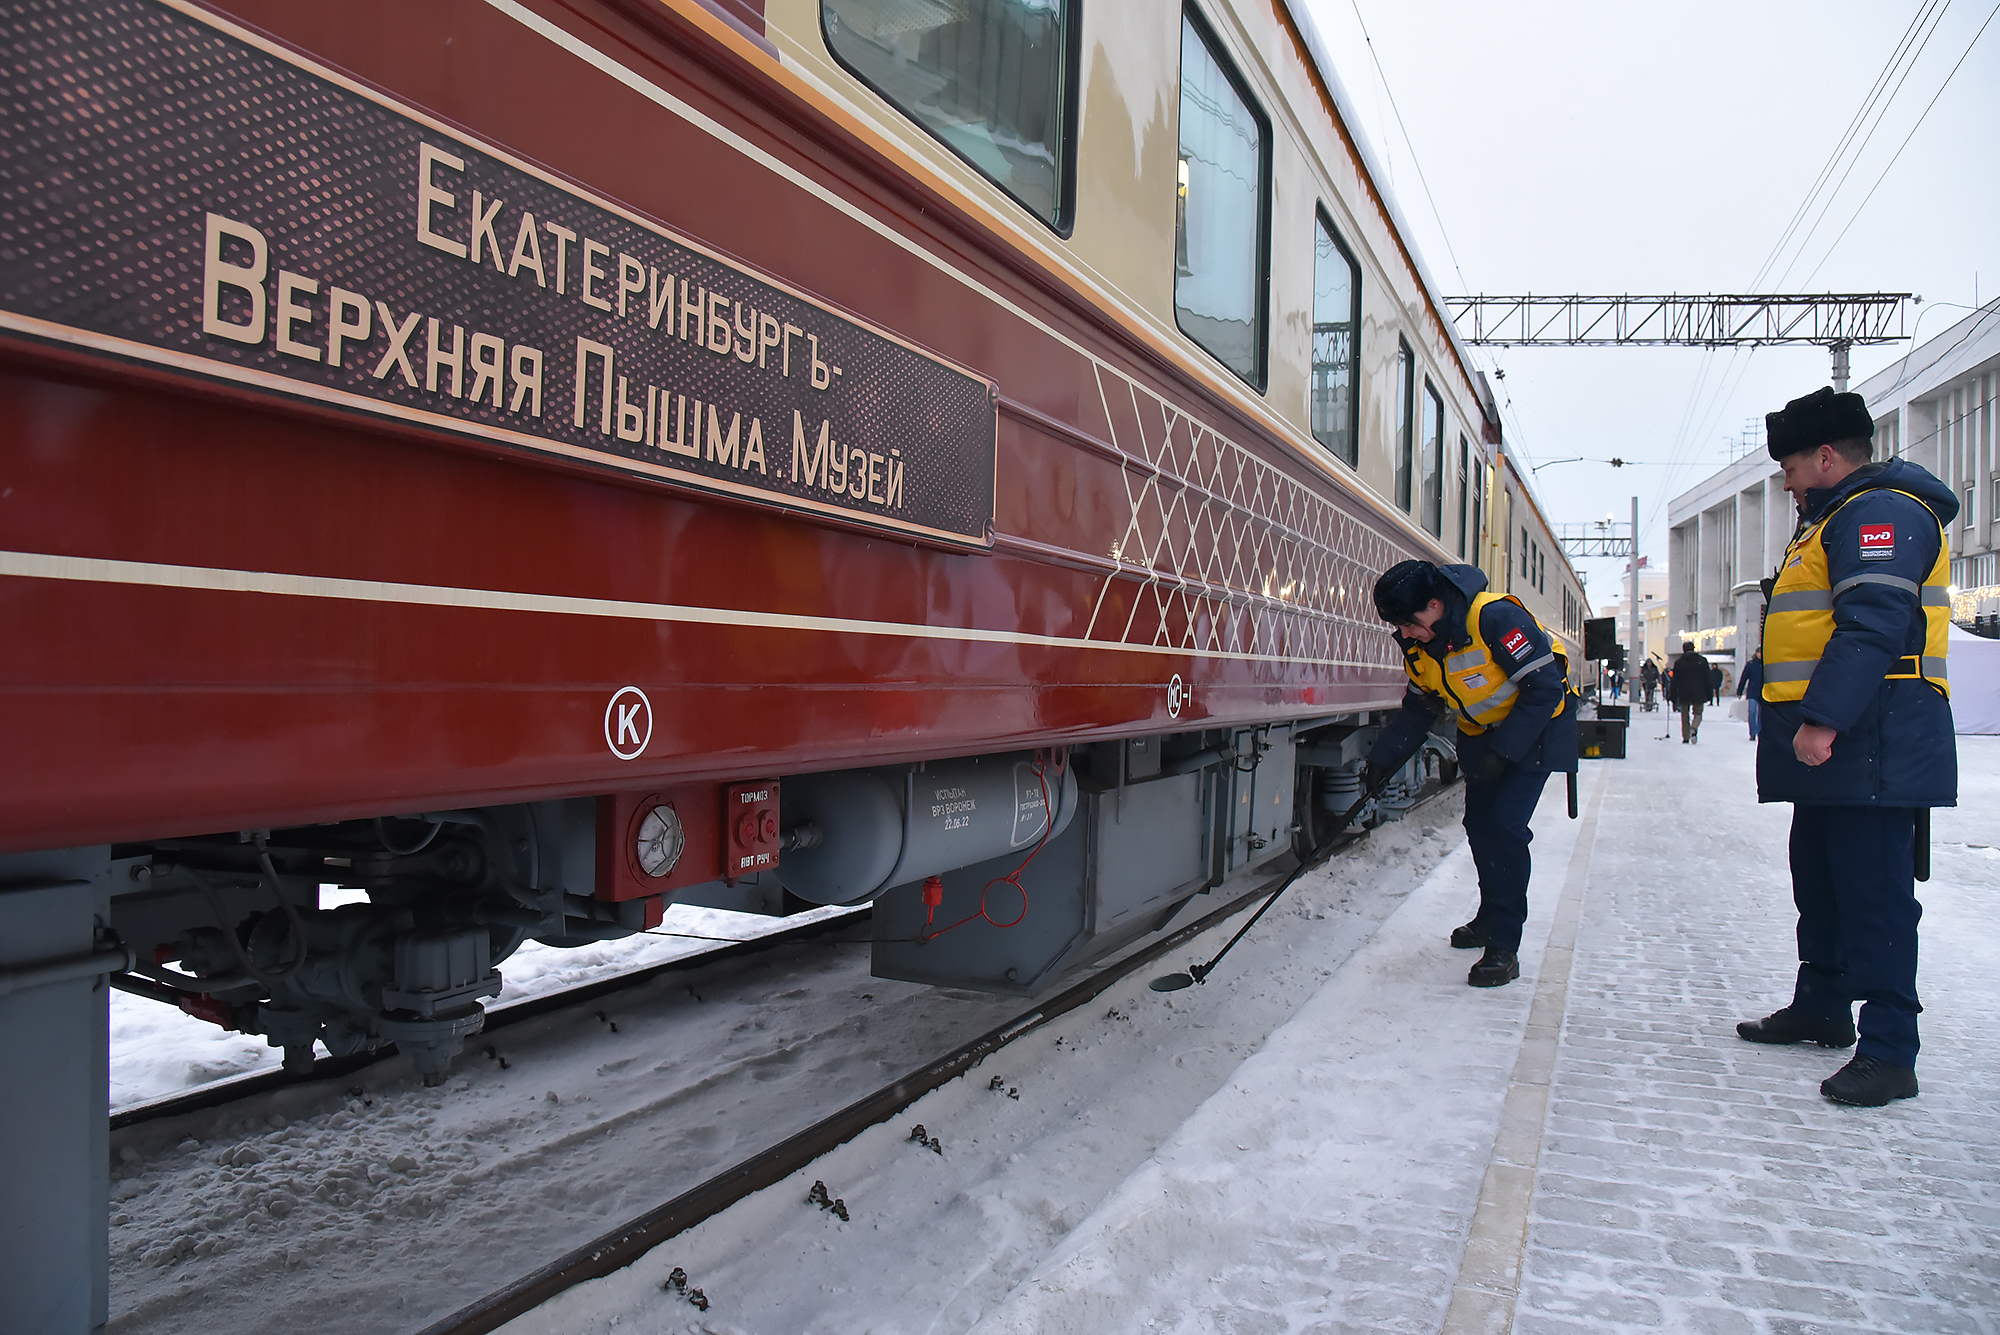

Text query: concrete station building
(1663, 299), (2000, 690)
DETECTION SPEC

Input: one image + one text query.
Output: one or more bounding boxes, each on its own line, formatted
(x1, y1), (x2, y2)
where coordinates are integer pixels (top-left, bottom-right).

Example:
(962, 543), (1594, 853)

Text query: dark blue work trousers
(1462, 764), (1553, 955)
(1789, 804), (1923, 1066)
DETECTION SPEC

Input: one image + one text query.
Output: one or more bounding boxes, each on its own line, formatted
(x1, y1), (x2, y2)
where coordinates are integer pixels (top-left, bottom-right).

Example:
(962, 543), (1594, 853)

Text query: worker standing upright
(1737, 387), (1957, 1106)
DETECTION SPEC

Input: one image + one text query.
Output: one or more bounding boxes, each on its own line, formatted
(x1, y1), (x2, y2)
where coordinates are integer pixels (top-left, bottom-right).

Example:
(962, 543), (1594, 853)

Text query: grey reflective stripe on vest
(1463, 679), (1518, 722)
(1763, 655), (1946, 685)
(1766, 589), (1832, 614)
(1921, 586), (1952, 607)
(1446, 648), (1486, 672)
(1508, 652), (1556, 682)
(1831, 571), (1923, 599)
(1889, 656), (1951, 679)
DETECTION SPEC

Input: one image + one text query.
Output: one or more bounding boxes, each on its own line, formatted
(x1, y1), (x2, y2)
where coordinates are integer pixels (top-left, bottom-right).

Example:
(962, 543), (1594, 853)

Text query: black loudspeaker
(1583, 617), (1616, 661)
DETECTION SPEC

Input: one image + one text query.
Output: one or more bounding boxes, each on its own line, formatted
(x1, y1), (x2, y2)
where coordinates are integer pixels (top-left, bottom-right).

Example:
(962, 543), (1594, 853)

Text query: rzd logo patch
(1859, 523), (1895, 561)
(1501, 628), (1530, 656)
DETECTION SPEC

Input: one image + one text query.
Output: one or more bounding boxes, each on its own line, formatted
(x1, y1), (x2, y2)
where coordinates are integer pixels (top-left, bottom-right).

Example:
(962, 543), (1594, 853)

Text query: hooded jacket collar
(1405, 563), (1488, 656)
(1800, 457), (1960, 528)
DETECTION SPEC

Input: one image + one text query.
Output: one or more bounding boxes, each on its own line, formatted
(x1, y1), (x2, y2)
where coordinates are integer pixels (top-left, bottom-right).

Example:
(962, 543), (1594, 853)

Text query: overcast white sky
(1298, 0), (2000, 607)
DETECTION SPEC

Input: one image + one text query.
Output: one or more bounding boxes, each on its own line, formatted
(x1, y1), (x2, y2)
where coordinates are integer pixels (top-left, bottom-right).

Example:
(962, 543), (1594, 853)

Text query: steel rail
(410, 779), (1464, 1335)
(109, 905), (871, 1131)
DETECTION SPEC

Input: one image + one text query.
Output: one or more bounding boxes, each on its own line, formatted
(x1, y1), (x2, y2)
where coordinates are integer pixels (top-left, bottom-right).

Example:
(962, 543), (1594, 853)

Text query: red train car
(0, 0), (1510, 1324)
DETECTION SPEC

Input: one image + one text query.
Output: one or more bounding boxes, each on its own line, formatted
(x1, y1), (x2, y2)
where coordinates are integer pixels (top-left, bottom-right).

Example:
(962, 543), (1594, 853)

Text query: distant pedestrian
(1738, 648), (1765, 739)
(1670, 641), (1710, 742)
(1709, 661), (1724, 706)
(1736, 386), (1956, 1107)
(1639, 658), (1659, 711)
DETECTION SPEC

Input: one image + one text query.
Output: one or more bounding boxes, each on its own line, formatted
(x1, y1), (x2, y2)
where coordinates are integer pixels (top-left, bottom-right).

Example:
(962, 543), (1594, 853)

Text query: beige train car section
(756, 0), (1585, 647)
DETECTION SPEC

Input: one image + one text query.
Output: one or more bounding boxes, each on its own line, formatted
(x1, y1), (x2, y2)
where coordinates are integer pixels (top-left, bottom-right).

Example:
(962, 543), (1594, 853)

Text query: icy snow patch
(111, 903), (856, 1111)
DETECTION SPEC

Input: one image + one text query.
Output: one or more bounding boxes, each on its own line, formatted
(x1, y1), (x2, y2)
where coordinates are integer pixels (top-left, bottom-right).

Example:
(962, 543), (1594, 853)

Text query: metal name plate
(0, 0), (998, 549)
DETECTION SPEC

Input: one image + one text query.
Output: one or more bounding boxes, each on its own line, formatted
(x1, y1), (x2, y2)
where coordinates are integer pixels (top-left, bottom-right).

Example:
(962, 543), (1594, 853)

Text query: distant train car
(0, 0), (1580, 1320)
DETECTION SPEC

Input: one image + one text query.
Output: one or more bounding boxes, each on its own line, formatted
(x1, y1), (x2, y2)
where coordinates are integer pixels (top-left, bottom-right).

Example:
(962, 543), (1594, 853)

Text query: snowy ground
(105, 728), (2000, 1334)
(104, 803), (1469, 1333)
(496, 726), (2000, 1335)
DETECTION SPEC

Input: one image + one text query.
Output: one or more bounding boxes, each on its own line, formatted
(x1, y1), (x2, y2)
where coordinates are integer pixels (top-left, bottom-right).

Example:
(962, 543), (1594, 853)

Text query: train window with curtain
(1174, 8), (1270, 388)
(822, 0), (1078, 233)
(1420, 381), (1444, 536)
(1469, 456), (1484, 565)
(1310, 208), (1360, 466)
(1395, 340), (1415, 510)
(1464, 435), (1480, 555)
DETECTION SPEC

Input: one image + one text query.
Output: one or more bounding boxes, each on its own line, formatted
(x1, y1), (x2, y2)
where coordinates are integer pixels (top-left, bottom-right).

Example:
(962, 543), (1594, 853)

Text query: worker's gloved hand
(1464, 748), (1510, 783)
(1359, 761), (1393, 795)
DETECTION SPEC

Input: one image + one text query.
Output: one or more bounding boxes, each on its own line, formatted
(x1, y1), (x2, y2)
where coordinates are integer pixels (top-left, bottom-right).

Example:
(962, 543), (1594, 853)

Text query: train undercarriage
(7, 713), (1454, 1088)
(0, 715), (1455, 1331)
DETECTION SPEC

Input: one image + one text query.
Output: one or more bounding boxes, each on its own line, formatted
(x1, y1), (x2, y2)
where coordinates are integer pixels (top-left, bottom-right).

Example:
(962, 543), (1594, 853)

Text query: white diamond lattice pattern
(1082, 364), (1407, 670)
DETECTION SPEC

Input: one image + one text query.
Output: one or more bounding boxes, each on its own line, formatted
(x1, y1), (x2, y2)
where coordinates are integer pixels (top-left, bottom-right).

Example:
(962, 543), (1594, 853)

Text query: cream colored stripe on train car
(0, 550), (1385, 670)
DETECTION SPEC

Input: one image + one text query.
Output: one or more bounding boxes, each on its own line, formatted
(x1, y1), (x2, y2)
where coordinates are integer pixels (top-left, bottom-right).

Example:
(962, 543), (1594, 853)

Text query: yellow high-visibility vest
(1404, 592), (1571, 735)
(1762, 486), (1950, 702)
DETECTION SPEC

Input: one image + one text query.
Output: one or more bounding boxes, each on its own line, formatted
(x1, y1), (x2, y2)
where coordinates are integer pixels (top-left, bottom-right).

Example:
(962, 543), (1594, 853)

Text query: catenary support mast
(1629, 496), (1640, 680)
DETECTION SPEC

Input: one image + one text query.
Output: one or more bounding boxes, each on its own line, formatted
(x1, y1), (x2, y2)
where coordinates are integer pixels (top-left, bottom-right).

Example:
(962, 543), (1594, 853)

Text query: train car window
(1174, 8), (1270, 388)
(1394, 339), (1415, 510)
(822, 0), (1079, 233)
(1310, 209), (1360, 466)
(1464, 435), (1480, 555)
(1420, 381), (1444, 536)
(1470, 457), (1485, 564)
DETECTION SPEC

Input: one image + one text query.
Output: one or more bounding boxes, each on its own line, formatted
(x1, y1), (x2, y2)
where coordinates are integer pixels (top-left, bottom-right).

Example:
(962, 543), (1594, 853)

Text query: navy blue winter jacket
(1368, 563), (1578, 777)
(1755, 458), (1958, 808)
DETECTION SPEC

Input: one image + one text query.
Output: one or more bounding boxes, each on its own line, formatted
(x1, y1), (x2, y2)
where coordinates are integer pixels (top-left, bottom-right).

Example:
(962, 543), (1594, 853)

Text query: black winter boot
(1735, 1006), (1856, 1048)
(1820, 1055), (1919, 1106)
(1467, 949), (1519, 987)
(1449, 920), (1487, 949)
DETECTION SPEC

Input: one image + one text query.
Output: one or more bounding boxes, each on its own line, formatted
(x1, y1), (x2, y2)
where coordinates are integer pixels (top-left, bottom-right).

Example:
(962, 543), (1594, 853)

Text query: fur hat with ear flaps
(1373, 560), (1441, 624)
(1766, 386), (1874, 460)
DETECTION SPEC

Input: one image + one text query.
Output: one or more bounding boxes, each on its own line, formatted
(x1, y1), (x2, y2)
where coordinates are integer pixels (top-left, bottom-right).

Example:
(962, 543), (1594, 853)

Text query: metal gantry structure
(1555, 521), (1634, 560)
(1445, 293), (1915, 388)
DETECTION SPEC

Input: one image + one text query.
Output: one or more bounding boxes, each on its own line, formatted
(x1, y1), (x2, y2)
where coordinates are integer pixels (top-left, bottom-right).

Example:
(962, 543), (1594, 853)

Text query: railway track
(110, 905), (871, 1131)
(411, 781), (1464, 1335)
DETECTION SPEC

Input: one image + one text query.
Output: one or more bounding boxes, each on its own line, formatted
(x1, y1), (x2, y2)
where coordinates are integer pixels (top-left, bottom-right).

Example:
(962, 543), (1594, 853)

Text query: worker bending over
(1365, 561), (1579, 987)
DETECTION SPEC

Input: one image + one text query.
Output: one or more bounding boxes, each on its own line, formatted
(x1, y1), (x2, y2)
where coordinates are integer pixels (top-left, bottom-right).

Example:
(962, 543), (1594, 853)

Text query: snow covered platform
(503, 724), (2000, 1335)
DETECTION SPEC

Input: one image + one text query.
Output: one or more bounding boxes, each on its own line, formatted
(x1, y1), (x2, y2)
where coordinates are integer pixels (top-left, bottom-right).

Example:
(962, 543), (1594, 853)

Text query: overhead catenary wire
(1343, 0), (1469, 295)
(1747, 0), (1945, 291)
(1648, 1), (1975, 530)
(1760, 0), (1956, 292)
(1873, 298), (2000, 400)
(1703, 4), (1996, 468)
(1799, 1), (2000, 289)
